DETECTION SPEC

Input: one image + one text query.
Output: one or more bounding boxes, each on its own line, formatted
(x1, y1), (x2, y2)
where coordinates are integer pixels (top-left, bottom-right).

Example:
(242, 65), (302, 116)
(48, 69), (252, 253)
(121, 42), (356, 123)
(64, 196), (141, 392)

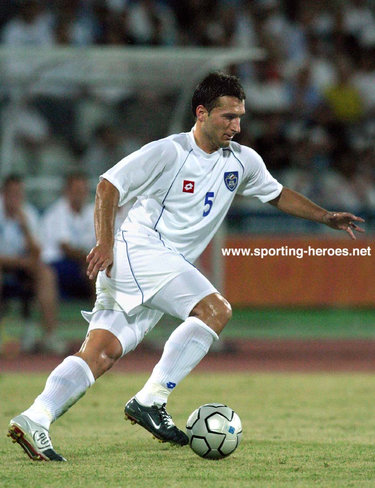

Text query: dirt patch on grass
(2, 339), (375, 373)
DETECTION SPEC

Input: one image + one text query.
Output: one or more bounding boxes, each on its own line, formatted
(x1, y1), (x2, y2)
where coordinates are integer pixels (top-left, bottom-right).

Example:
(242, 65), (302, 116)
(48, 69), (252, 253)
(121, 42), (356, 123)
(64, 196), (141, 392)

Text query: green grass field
(2, 372), (375, 487)
(2, 302), (375, 346)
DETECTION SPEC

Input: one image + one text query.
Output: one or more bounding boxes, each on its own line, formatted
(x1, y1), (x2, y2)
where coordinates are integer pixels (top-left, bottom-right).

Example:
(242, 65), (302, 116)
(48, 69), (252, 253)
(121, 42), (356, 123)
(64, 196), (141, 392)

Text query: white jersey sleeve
(101, 138), (177, 207)
(236, 145), (282, 202)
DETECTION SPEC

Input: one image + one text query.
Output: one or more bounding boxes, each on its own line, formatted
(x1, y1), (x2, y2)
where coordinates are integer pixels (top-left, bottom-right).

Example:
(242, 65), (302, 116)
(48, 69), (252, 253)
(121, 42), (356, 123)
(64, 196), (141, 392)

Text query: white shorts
(82, 227), (217, 356)
(93, 227), (207, 316)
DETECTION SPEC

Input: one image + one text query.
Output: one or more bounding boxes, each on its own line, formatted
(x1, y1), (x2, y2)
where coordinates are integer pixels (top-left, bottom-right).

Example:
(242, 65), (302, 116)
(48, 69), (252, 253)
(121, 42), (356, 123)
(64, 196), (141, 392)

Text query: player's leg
(125, 270), (230, 445)
(8, 328), (122, 461)
(133, 290), (230, 408)
(85, 307), (193, 446)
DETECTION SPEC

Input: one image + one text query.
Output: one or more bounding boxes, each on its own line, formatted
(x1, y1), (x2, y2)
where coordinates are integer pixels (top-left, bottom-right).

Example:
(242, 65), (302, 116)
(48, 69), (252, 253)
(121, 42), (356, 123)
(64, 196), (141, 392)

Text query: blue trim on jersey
(161, 149), (193, 205)
(157, 230), (180, 255)
(121, 231), (144, 304)
(179, 252), (197, 270)
(153, 149), (193, 232)
(155, 230), (196, 269)
(153, 205), (165, 231)
(223, 148), (245, 174)
(156, 230), (168, 248)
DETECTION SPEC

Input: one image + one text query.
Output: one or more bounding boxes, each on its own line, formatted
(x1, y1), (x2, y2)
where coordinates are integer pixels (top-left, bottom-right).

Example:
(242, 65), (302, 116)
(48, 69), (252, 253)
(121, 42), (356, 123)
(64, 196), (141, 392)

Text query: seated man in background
(41, 172), (95, 300)
(0, 174), (64, 354)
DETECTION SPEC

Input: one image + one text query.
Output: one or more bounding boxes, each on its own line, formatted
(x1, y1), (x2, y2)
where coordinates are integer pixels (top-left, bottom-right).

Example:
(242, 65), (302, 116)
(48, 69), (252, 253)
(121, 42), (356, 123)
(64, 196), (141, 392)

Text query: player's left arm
(269, 187), (365, 240)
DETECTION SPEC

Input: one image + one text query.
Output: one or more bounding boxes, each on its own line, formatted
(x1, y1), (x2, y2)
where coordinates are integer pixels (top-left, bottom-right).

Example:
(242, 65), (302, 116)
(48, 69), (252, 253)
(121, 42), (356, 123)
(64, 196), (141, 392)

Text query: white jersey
(41, 197), (95, 263)
(102, 128), (282, 263)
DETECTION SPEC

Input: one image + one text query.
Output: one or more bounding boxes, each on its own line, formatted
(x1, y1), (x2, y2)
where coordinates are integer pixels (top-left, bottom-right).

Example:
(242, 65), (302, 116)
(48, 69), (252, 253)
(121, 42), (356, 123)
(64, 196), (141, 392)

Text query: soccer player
(8, 72), (364, 461)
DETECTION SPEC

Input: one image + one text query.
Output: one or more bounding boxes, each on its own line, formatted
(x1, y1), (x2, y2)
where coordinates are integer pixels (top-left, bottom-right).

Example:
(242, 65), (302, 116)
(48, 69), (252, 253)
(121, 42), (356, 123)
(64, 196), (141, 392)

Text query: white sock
(22, 356), (95, 429)
(136, 317), (218, 407)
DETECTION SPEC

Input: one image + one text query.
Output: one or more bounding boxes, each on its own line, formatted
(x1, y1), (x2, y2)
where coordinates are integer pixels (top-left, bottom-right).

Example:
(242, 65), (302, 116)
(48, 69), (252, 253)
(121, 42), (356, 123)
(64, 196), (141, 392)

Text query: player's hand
(86, 244), (113, 280)
(323, 212), (365, 240)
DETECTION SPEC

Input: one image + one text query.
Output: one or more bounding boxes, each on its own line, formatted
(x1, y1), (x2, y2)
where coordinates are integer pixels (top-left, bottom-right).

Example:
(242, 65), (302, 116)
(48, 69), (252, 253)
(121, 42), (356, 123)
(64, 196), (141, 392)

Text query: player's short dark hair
(191, 72), (246, 117)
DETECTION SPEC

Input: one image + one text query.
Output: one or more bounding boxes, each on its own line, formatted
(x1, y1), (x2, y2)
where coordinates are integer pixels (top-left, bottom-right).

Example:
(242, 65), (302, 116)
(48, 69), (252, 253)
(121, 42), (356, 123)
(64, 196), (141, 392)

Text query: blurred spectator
(342, 0), (375, 47)
(286, 64), (323, 119)
(252, 113), (290, 172)
(80, 124), (141, 176)
(255, 0), (307, 62)
(8, 102), (50, 176)
(7, 102), (76, 179)
(172, 0), (214, 45)
(324, 56), (364, 124)
(321, 153), (371, 212)
(93, 4), (135, 45)
(127, 0), (177, 45)
(302, 1), (337, 41)
(304, 33), (337, 91)
(282, 127), (331, 203)
(353, 47), (375, 114)
(1, 0), (54, 46)
(0, 2), (17, 32)
(0, 174), (64, 354)
(225, 1), (258, 49)
(252, 2), (284, 56)
(354, 148), (375, 209)
(41, 172), (95, 300)
(54, 0), (95, 46)
(244, 58), (290, 112)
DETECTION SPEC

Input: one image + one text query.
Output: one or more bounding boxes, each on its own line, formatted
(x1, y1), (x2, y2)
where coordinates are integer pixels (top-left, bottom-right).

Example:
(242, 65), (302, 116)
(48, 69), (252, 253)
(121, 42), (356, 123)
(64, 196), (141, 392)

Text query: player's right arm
(86, 179), (119, 280)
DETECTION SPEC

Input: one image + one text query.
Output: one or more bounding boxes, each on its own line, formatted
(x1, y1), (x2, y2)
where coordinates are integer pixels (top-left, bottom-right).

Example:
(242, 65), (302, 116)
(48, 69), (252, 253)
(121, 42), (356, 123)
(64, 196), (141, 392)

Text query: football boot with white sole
(125, 397), (188, 446)
(7, 414), (66, 461)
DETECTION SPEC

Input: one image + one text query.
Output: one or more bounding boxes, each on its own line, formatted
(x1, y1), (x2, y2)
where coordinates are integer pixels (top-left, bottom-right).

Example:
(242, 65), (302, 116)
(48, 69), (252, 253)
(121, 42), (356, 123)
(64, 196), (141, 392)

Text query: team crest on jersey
(224, 171), (238, 192)
(183, 180), (195, 193)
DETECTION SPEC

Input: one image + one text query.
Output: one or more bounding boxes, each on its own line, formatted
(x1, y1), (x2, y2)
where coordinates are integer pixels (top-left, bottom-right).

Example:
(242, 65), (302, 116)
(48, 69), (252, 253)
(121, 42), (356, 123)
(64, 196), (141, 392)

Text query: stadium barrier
(215, 236), (374, 307)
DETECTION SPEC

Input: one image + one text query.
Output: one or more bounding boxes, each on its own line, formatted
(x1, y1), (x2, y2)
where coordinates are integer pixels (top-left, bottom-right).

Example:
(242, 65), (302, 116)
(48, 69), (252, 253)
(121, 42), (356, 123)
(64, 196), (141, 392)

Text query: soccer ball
(186, 403), (242, 459)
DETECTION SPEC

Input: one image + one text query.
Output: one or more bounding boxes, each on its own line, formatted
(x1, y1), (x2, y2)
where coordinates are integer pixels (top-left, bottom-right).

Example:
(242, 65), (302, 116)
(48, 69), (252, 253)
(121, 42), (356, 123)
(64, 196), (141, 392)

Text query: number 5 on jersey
(203, 192), (214, 217)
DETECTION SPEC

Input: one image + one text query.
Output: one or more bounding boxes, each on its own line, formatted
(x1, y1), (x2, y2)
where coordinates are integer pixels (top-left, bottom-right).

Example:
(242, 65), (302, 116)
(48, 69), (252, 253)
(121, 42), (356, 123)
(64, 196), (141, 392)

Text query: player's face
(198, 96), (245, 153)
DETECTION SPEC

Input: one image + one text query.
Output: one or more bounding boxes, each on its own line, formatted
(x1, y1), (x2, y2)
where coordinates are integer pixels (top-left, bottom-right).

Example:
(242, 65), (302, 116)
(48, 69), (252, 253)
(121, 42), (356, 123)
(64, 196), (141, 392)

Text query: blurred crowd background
(0, 0), (374, 224)
(0, 0), (374, 354)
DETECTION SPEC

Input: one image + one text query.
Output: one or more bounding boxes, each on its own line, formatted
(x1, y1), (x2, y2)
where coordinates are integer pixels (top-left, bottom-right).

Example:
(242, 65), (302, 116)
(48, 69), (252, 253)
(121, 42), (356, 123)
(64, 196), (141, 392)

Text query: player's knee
(100, 347), (121, 372)
(221, 299), (232, 324)
(77, 347), (121, 379)
(190, 293), (232, 335)
(76, 330), (122, 379)
(216, 299), (232, 330)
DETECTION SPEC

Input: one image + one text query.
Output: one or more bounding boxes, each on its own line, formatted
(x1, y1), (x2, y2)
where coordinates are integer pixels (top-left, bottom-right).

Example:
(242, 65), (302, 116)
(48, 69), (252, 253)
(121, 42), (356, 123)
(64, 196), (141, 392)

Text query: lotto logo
(183, 180), (195, 193)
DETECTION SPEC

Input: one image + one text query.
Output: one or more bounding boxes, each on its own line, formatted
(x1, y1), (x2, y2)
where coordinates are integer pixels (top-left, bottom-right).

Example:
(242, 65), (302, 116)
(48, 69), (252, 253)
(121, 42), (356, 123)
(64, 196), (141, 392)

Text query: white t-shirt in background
(41, 197), (95, 263)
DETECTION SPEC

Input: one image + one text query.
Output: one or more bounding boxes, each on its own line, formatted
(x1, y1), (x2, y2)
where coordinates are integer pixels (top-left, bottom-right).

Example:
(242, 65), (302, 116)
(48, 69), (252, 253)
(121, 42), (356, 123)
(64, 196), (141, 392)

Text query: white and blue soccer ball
(186, 403), (242, 459)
